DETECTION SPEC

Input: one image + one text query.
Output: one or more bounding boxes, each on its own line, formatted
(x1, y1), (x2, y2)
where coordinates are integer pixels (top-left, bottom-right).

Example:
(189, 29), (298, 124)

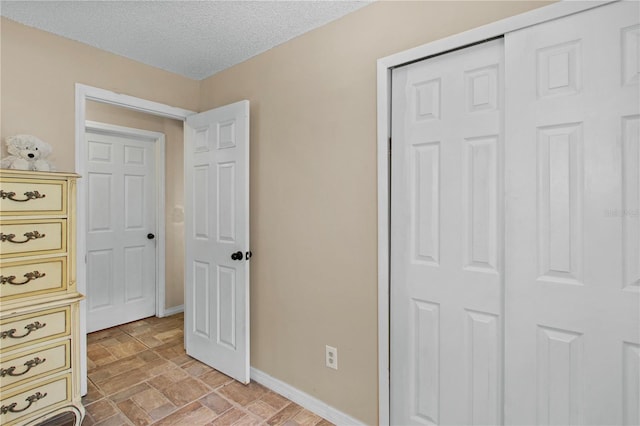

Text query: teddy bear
(1, 134), (55, 172)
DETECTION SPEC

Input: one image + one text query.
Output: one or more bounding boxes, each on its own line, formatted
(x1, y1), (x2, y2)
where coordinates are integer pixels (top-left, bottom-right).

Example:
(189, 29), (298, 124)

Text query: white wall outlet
(325, 345), (338, 370)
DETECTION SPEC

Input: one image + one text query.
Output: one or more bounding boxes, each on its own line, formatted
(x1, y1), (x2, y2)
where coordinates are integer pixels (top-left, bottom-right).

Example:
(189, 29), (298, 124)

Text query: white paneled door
(85, 130), (157, 333)
(391, 39), (504, 425)
(390, 2), (639, 425)
(504, 2), (640, 424)
(184, 101), (250, 384)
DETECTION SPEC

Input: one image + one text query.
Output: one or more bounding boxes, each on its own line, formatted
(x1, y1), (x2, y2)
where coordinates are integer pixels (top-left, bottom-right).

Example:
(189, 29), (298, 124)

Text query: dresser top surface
(0, 169), (80, 179)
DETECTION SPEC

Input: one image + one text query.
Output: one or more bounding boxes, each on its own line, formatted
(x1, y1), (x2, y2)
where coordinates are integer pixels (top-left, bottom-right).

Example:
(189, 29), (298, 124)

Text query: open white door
(184, 100), (250, 384)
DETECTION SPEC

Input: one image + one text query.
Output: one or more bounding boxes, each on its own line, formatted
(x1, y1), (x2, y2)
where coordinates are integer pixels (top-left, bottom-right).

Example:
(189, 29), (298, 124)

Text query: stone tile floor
(46, 313), (333, 426)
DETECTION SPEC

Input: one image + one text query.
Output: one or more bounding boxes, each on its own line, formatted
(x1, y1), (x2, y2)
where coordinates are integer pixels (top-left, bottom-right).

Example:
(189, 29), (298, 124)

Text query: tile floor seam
(121, 327), (157, 349)
(115, 392), (155, 424)
(209, 387), (281, 424)
(138, 384), (227, 423)
(91, 398), (135, 426)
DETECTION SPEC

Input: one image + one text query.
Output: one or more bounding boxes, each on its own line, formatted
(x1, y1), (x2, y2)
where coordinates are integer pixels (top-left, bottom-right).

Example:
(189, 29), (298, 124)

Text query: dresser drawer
(0, 257), (67, 301)
(0, 220), (66, 259)
(0, 178), (66, 216)
(0, 374), (70, 425)
(0, 307), (70, 353)
(0, 340), (70, 389)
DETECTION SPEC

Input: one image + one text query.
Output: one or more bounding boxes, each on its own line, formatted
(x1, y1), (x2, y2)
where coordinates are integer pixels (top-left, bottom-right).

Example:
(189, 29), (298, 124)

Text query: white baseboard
(250, 367), (365, 426)
(160, 304), (184, 317)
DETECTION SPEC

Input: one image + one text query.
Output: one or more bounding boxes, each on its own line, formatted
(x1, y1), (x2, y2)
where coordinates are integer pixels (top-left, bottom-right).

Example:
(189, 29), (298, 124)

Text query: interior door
(391, 39), (504, 425)
(85, 130), (157, 333)
(184, 100), (250, 384)
(504, 2), (640, 424)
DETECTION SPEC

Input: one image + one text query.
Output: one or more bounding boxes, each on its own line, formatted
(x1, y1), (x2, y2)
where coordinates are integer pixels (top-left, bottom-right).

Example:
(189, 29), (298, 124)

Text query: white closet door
(504, 2), (640, 425)
(85, 131), (157, 332)
(391, 39), (504, 425)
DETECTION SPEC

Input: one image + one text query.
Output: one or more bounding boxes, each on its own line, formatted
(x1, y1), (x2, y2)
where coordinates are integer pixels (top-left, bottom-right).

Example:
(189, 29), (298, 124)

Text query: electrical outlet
(325, 345), (338, 370)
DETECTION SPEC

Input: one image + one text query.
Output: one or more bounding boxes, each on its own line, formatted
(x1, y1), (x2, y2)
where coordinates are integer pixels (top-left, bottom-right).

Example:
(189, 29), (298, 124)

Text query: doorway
(75, 85), (252, 397)
(75, 86), (194, 394)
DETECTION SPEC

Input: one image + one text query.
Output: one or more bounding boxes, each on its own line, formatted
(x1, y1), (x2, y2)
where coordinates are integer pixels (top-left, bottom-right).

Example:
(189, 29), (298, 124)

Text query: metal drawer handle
(1, 271), (46, 286)
(0, 392), (47, 415)
(0, 190), (46, 202)
(0, 231), (46, 244)
(1, 357), (46, 377)
(1, 321), (47, 339)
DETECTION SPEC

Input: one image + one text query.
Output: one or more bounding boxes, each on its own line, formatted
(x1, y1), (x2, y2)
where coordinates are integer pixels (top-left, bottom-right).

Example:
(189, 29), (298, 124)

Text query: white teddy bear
(1, 135), (55, 172)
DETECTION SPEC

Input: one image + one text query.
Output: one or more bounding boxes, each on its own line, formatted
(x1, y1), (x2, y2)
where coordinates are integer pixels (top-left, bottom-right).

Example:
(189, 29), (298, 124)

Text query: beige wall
(199, 1), (551, 424)
(0, 17), (199, 170)
(1, 2), (553, 424)
(85, 102), (185, 309)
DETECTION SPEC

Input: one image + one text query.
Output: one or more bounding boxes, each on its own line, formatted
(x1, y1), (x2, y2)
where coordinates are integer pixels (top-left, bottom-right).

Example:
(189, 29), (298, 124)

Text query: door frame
(84, 119), (166, 328)
(375, 1), (612, 424)
(75, 83), (195, 394)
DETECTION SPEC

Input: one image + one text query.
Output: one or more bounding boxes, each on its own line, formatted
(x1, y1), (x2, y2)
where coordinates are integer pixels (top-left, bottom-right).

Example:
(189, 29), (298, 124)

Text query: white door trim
(376, 1), (614, 424)
(85, 120), (166, 321)
(75, 83), (195, 395)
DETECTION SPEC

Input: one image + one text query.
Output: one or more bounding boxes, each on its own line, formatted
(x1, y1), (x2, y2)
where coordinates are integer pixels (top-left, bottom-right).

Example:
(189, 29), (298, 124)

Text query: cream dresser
(0, 170), (84, 426)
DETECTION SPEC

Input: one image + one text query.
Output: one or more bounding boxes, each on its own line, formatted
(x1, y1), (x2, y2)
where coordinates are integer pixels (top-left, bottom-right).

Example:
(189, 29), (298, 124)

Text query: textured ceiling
(0, 0), (371, 80)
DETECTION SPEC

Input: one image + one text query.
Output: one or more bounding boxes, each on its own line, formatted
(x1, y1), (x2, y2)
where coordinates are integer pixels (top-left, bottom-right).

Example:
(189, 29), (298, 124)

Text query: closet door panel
(391, 39), (504, 425)
(505, 2), (640, 424)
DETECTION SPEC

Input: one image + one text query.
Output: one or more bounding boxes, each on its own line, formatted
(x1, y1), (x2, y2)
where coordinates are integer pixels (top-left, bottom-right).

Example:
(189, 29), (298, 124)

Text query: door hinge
(388, 137), (392, 156)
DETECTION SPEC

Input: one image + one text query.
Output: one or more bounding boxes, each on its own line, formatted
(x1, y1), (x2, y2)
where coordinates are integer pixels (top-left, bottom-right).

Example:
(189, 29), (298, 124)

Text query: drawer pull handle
(1, 271), (46, 286)
(1, 357), (46, 377)
(0, 231), (46, 244)
(1, 321), (47, 339)
(0, 190), (46, 202)
(0, 392), (47, 415)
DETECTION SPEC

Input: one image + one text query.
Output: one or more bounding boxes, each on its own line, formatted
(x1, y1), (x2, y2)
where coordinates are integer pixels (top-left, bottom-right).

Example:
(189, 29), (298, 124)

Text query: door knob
(147, 233), (155, 240)
(231, 251), (243, 261)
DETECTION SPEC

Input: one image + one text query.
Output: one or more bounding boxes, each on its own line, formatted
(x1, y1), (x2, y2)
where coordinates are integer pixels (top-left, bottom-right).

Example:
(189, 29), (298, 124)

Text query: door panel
(391, 39), (504, 425)
(217, 162), (236, 242)
(504, 2), (640, 424)
(85, 131), (156, 333)
(87, 249), (113, 311)
(184, 100), (250, 384)
(124, 245), (145, 301)
(623, 114), (639, 291)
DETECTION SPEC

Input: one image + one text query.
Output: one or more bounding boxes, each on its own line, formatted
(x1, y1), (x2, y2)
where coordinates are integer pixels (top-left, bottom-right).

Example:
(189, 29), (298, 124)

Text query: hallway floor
(78, 313), (333, 426)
